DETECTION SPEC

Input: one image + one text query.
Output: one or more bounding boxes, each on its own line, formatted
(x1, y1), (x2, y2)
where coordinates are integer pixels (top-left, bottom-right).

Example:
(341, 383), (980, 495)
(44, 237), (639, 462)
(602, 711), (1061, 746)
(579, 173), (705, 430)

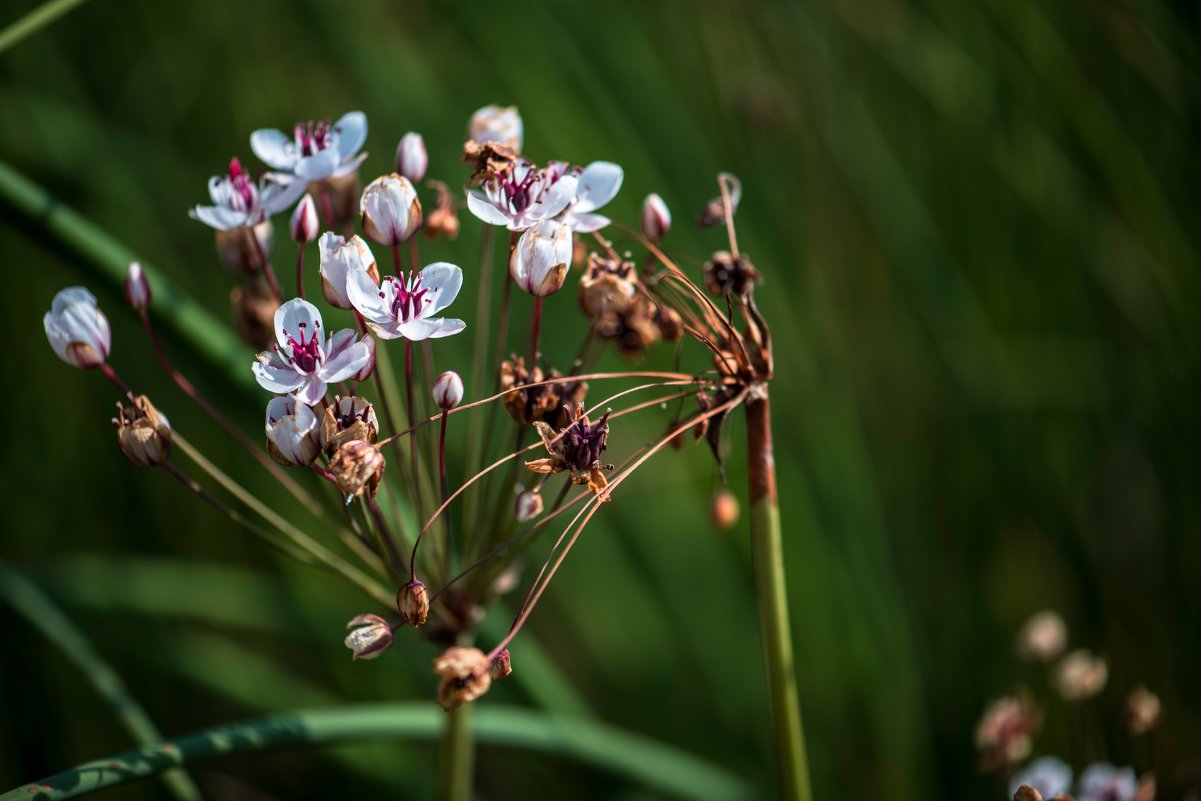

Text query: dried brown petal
(113, 395), (172, 468)
(434, 646), (493, 710)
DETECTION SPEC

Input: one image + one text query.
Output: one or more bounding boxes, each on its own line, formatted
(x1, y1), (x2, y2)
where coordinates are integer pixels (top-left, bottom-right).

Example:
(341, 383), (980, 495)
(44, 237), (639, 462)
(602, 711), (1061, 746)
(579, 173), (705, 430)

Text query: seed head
(398, 579), (430, 628)
(328, 440), (385, 498)
(320, 395), (379, 456)
(433, 646), (492, 711)
(344, 613), (394, 660)
(703, 251), (761, 297)
(525, 403), (615, 497)
(113, 395), (172, 468)
(499, 357), (586, 428)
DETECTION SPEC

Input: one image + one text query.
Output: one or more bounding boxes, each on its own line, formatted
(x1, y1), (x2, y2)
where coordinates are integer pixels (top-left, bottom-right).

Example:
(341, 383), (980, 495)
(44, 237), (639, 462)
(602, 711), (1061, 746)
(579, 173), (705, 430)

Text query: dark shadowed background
(1, 0), (1199, 799)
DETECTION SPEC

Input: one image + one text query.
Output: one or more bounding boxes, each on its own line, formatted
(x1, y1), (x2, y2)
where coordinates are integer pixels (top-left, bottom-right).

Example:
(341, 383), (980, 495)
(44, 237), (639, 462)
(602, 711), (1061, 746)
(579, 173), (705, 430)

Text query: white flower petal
(566, 212), (611, 233)
(250, 128), (297, 171)
(324, 328), (360, 361)
(50, 286), (96, 314)
(466, 191), (513, 227)
(573, 161), (623, 213)
(400, 317), (466, 341)
(275, 298), (323, 350)
(333, 111), (368, 162)
(534, 174), (578, 221)
(293, 374), (328, 406)
(321, 339), (372, 383)
(260, 175), (307, 215)
(295, 149), (342, 181)
(418, 262), (463, 316)
(347, 270), (393, 325)
(190, 204), (247, 230)
(253, 354), (305, 394)
(332, 151), (369, 178)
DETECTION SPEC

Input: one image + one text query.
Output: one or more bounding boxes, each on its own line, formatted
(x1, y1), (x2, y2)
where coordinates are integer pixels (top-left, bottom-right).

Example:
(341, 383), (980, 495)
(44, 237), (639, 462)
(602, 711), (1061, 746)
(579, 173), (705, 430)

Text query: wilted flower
(290, 194), (319, 244)
(44, 287), (111, 369)
(396, 132), (428, 182)
(466, 160), (578, 231)
(425, 182), (461, 241)
(499, 357), (586, 428)
(251, 111), (368, 182)
(113, 396), (171, 468)
(710, 488), (739, 531)
(514, 490), (543, 523)
(265, 396), (320, 467)
(558, 161), (623, 233)
(328, 440), (385, 498)
(703, 251), (761, 296)
(124, 262), (151, 311)
(230, 282), (279, 350)
(433, 646), (492, 711)
(319, 395), (379, 455)
(318, 232), (380, 310)
(525, 403), (614, 497)
(1055, 650), (1108, 702)
(251, 299), (373, 405)
(975, 695), (1039, 768)
(510, 219), (572, 297)
(697, 172), (742, 228)
(361, 174), (422, 246)
(347, 262), (465, 341)
(468, 104), (522, 150)
(1078, 764), (1137, 801)
(1126, 685), (1161, 735)
(1010, 757), (1073, 801)
(433, 371), (464, 410)
(491, 649), (512, 680)
(1017, 610), (1068, 663)
(189, 157), (304, 230)
(398, 579), (429, 628)
(641, 193), (671, 242)
(344, 613), (393, 660)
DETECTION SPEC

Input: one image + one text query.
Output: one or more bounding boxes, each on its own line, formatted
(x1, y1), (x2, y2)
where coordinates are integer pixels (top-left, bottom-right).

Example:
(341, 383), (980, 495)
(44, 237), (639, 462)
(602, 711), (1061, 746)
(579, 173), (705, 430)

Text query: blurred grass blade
(0, 703), (755, 801)
(0, 0), (89, 55)
(0, 560), (203, 801)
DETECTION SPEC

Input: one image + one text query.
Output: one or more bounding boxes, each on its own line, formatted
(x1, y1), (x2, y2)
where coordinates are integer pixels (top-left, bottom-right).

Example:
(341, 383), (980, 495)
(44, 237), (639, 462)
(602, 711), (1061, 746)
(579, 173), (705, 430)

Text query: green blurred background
(1, 0), (1199, 798)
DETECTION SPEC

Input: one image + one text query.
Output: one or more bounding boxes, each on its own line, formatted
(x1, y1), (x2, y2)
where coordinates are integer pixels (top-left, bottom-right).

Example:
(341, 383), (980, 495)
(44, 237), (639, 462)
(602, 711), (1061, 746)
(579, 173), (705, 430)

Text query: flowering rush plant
(41, 105), (807, 799)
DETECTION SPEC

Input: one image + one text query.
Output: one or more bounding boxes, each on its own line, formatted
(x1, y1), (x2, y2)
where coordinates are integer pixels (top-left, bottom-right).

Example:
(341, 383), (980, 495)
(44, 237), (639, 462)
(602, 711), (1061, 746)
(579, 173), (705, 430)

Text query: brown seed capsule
(344, 613), (394, 660)
(1013, 787), (1044, 801)
(499, 357), (587, 428)
(328, 440), (385, 498)
(398, 579), (430, 628)
(1127, 685), (1161, 735)
(491, 649), (512, 680)
(215, 221), (274, 275)
(320, 396), (379, 456)
(230, 282), (279, 351)
(703, 251), (761, 297)
(525, 404), (615, 498)
(433, 646), (492, 711)
(461, 140), (519, 186)
(697, 172), (742, 229)
(113, 395), (172, 468)
(514, 490), (543, 522)
(710, 488), (740, 531)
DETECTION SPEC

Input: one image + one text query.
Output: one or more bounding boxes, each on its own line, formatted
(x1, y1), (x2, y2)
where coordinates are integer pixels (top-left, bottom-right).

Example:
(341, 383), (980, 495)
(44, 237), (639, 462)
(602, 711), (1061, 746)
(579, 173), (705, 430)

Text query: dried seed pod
(230, 282), (279, 351)
(398, 579), (430, 628)
(703, 251), (760, 297)
(345, 613), (394, 660)
(328, 440), (385, 498)
(215, 221), (273, 274)
(320, 396), (379, 456)
(491, 649), (512, 680)
(113, 395), (172, 468)
(434, 646), (492, 711)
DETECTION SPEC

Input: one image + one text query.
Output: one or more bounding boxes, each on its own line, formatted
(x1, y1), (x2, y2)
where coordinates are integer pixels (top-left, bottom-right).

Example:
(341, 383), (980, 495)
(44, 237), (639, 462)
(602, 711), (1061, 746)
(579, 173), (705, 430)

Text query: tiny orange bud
(710, 488), (739, 531)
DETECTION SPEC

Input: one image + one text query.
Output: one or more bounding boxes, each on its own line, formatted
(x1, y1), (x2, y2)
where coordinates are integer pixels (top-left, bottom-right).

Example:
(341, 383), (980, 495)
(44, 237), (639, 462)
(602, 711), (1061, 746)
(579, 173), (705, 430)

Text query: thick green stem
(439, 704), (475, 801)
(746, 392), (813, 801)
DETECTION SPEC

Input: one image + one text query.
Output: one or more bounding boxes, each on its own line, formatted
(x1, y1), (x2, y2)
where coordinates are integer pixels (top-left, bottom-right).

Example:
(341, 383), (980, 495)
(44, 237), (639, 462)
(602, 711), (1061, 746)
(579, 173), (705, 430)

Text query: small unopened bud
(710, 488), (740, 531)
(433, 371), (464, 410)
(290, 194), (319, 244)
(230, 282), (280, 350)
(396, 132), (428, 183)
(398, 579), (430, 628)
(1017, 610), (1067, 663)
(329, 440), (385, 498)
(361, 174), (422, 246)
(434, 646), (492, 711)
(124, 262), (151, 311)
(344, 613), (394, 660)
(113, 395), (172, 468)
(640, 193), (671, 243)
(1127, 685), (1161, 735)
(515, 490), (543, 522)
(510, 219), (572, 297)
(216, 220), (273, 274)
(697, 172), (742, 228)
(491, 649), (512, 680)
(1055, 649), (1108, 701)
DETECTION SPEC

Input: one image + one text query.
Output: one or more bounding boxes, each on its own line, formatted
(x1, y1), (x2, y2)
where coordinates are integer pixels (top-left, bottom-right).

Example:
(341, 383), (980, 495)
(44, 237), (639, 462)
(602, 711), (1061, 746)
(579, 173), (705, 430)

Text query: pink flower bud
(44, 287), (111, 369)
(510, 220), (572, 297)
(344, 613), (394, 660)
(640, 193), (671, 243)
(290, 193), (319, 244)
(123, 261), (151, 311)
(395, 132), (428, 183)
(361, 174), (422, 246)
(432, 371), (464, 410)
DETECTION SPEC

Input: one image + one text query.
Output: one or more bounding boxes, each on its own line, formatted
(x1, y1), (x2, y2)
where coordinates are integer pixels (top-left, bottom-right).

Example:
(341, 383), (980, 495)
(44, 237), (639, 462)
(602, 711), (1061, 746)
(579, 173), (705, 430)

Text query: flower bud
(344, 613), (394, 660)
(230, 282), (280, 350)
(1127, 685), (1161, 735)
(290, 193), (319, 244)
(265, 396), (320, 467)
(433, 371), (464, 410)
(510, 219), (572, 297)
(710, 488), (739, 531)
(640, 193), (671, 243)
(329, 440), (385, 498)
(1016, 610), (1067, 663)
(1055, 649), (1108, 701)
(398, 579), (430, 628)
(113, 395), (172, 468)
(469, 104), (523, 150)
(361, 174), (422, 246)
(491, 649), (512, 681)
(319, 232), (380, 310)
(320, 395), (379, 456)
(514, 490), (543, 523)
(44, 287), (111, 369)
(215, 220), (273, 274)
(124, 262), (151, 311)
(434, 646), (492, 711)
(395, 132), (428, 183)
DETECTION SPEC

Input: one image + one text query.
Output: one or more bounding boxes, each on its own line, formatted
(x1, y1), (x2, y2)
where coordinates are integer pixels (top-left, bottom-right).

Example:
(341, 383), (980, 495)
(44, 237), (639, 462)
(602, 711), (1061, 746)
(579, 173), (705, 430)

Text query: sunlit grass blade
(0, 0), (90, 55)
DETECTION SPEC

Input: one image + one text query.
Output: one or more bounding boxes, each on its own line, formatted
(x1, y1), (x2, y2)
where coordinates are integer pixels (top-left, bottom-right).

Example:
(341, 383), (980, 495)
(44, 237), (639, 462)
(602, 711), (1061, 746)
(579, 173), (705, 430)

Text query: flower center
(294, 120), (333, 157)
(387, 273), (429, 324)
(227, 158), (258, 211)
(284, 320), (322, 373)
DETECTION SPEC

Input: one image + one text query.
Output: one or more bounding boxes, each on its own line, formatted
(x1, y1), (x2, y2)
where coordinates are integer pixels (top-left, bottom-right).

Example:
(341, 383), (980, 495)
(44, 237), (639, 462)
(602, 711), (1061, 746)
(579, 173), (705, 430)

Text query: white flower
(251, 299), (373, 405)
(510, 220), (572, 297)
(250, 111), (368, 182)
(640, 193), (671, 243)
(347, 262), (465, 341)
(558, 161), (623, 233)
(395, 132), (428, 182)
(44, 287), (111, 369)
(318, 232), (379, 310)
(265, 396), (320, 467)
(361, 174), (422, 246)
(469, 104), (522, 150)
(466, 159), (578, 231)
(189, 157), (305, 230)
(1010, 757), (1072, 800)
(1078, 763), (1137, 801)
